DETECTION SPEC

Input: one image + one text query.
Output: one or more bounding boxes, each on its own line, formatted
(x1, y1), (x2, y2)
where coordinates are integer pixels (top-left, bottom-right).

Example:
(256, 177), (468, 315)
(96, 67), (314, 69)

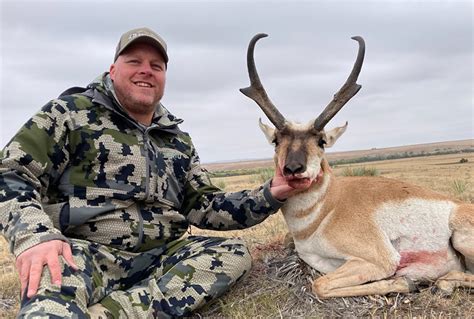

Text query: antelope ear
(324, 121), (348, 148)
(258, 118), (276, 145)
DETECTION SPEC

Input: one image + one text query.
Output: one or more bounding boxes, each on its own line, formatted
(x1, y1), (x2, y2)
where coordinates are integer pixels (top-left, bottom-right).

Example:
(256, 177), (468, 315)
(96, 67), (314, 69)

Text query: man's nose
(138, 63), (153, 75)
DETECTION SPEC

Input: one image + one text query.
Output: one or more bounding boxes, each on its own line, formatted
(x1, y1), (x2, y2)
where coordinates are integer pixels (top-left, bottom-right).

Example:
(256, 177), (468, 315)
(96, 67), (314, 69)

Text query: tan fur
(449, 204), (474, 271)
(285, 167), (399, 273)
(290, 158), (452, 241)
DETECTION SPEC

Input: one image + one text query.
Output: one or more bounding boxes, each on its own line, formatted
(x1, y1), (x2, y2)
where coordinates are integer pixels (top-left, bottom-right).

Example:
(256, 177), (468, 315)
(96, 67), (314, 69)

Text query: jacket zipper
(134, 126), (160, 252)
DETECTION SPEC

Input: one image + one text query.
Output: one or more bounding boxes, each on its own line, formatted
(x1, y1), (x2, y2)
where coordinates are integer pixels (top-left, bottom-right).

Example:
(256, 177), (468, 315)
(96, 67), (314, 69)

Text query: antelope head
(240, 34), (365, 188)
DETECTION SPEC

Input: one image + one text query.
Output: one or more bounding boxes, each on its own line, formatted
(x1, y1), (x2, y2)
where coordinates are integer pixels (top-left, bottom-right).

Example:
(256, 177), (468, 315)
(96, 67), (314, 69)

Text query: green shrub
(451, 179), (469, 197)
(252, 167), (275, 184)
(341, 166), (380, 177)
(214, 180), (227, 190)
(329, 148), (474, 166)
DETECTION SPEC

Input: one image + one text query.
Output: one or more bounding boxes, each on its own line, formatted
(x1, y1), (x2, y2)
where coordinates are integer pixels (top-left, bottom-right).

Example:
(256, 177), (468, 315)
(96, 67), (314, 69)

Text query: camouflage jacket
(0, 73), (282, 257)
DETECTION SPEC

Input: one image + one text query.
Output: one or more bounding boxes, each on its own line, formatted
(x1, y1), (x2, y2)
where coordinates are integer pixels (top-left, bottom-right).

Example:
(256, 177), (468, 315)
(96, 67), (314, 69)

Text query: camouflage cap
(114, 27), (168, 63)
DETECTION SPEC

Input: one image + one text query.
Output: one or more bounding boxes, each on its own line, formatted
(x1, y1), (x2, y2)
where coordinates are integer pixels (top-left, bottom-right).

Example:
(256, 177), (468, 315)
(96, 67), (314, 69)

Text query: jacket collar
(84, 72), (183, 131)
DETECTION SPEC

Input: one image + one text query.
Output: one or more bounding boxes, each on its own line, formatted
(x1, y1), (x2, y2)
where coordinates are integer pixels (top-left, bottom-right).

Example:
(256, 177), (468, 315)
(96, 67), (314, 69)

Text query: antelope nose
(283, 163), (306, 175)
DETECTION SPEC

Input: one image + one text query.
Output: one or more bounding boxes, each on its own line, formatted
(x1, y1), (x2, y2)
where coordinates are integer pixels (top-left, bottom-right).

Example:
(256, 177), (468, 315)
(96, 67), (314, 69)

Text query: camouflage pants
(17, 236), (251, 318)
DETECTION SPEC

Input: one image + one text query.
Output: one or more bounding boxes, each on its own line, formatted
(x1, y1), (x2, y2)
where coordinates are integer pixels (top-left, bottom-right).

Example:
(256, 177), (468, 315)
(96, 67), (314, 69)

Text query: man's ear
(109, 64), (116, 80)
(258, 118), (276, 145)
(324, 121), (348, 148)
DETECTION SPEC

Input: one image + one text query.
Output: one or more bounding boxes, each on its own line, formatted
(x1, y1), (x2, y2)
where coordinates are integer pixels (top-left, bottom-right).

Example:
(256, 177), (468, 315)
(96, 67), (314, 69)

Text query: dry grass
(1, 152), (473, 318)
(0, 238), (19, 319)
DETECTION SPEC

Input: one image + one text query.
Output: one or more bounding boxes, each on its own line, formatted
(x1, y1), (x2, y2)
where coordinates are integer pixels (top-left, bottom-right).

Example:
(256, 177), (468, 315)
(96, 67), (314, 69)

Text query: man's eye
(318, 139), (326, 148)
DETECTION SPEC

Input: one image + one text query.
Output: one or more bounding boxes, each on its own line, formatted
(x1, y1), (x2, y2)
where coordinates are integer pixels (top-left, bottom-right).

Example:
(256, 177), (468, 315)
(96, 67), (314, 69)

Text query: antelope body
(240, 34), (474, 298)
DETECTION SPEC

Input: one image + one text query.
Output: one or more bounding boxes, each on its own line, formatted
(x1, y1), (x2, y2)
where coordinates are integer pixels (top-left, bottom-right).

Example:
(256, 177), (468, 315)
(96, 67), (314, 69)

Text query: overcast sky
(1, 0), (472, 163)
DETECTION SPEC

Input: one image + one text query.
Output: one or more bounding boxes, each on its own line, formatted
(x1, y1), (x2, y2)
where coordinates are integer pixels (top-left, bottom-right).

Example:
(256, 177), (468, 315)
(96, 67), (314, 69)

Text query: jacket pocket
(155, 148), (189, 209)
(43, 201), (70, 232)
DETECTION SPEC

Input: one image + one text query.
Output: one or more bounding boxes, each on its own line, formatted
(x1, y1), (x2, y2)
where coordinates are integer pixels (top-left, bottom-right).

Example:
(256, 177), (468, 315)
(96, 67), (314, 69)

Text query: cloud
(1, 0), (472, 162)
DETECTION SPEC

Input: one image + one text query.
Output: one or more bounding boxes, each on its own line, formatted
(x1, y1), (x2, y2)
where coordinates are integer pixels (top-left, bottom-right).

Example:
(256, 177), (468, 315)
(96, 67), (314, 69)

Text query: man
(0, 27), (308, 318)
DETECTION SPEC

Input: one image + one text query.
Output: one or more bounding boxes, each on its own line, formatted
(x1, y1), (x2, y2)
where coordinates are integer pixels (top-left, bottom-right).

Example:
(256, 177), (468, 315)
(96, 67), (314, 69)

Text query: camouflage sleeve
(0, 99), (70, 257)
(181, 149), (283, 230)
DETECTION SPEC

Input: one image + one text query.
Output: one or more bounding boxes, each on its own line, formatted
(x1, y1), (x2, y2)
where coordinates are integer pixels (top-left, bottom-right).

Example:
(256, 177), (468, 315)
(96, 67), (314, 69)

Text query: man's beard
(119, 93), (158, 116)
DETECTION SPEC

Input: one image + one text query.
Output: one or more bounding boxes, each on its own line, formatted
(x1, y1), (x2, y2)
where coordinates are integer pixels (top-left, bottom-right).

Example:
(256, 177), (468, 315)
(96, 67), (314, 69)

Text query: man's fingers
(47, 256), (62, 286)
(14, 240), (75, 299)
(27, 261), (44, 298)
(19, 261), (30, 298)
(61, 243), (78, 270)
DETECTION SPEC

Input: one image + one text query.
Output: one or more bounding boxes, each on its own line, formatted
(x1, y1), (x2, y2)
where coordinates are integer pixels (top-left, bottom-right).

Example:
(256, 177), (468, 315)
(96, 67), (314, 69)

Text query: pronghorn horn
(313, 36), (365, 131)
(240, 33), (287, 130)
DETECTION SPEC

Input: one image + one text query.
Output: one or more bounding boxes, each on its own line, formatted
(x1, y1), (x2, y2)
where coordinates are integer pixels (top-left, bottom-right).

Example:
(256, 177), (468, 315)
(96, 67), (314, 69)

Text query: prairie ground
(195, 152), (474, 318)
(0, 152), (473, 318)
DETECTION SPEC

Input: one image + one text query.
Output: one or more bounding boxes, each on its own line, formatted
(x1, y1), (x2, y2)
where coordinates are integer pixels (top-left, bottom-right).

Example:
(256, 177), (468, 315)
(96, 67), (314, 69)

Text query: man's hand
(15, 240), (78, 298)
(269, 166), (323, 201)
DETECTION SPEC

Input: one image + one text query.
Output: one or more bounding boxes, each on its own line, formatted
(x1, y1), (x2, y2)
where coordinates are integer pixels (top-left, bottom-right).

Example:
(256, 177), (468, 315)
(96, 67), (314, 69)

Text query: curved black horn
(240, 33), (287, 130)
(313, 36), (365, 131)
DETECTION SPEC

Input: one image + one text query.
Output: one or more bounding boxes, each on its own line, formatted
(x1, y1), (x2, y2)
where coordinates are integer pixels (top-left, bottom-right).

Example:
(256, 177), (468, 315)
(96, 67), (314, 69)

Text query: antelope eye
(272, 138), (279, 147)
(318, 138), (326, 148)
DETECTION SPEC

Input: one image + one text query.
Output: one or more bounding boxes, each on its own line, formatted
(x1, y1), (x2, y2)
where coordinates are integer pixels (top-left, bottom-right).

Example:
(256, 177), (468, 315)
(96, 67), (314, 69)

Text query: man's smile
(134, 81), (153, 88)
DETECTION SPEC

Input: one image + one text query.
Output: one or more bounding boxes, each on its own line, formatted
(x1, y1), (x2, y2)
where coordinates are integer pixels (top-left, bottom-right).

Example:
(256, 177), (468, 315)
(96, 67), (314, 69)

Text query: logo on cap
(128, 32), (150, 41)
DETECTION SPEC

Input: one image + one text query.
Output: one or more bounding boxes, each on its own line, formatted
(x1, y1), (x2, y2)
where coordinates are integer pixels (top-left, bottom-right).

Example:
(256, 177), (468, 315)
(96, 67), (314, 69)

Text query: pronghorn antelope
(240, 33), (474, 298)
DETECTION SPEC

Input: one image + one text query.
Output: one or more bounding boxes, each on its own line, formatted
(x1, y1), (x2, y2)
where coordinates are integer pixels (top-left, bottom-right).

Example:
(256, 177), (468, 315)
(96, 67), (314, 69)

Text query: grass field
(0, 152), (473, 318)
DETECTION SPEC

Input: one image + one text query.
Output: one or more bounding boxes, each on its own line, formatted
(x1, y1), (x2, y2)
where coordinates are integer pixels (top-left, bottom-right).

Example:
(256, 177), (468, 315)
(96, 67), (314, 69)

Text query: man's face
(110, 41), (166, 123)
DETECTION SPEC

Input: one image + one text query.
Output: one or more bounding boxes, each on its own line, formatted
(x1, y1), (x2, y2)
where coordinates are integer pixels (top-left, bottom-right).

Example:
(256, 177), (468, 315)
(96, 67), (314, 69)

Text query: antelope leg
(435, 270), (474, 294)
(312, 259), (414, 298)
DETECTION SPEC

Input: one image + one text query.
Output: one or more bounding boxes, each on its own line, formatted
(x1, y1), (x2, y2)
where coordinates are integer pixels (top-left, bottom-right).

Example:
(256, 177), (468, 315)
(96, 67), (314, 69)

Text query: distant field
(1, 142), (473, 318)
(209, 152), (473, 201)
(203, 139), (473, 172)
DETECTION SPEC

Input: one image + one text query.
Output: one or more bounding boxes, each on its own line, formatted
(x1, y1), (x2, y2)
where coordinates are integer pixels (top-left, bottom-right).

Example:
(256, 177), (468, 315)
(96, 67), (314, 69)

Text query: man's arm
(0, 98), (78, 297)
(180, 147), (297, 230)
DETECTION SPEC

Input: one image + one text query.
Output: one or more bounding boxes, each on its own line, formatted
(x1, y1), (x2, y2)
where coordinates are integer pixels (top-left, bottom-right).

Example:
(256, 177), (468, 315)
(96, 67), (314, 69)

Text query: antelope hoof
(433, 280), (455, 296)
(283, 232), (295, 249)
(312, 276), (330, 299)
(405, 277), (418, 293)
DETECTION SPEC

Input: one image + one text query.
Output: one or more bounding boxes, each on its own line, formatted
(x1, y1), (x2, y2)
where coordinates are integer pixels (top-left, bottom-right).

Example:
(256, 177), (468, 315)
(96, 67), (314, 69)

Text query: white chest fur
(281, 177), (345, 272)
